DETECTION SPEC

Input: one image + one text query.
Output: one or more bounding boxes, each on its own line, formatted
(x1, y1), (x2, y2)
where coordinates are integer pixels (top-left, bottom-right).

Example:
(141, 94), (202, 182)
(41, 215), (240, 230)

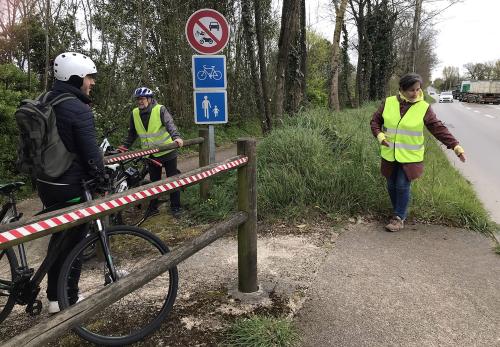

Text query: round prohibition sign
(185, 9), (230, 54)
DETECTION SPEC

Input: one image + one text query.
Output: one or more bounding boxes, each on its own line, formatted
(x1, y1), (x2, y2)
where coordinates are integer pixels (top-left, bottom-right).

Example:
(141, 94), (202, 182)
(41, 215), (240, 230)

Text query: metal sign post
(208, 125), (216, 163)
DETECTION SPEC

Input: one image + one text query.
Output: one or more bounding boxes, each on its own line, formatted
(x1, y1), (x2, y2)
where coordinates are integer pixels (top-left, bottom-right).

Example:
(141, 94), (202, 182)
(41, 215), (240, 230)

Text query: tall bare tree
(409, 0), (422, 72)
(274, 0), (300, 117)
(44, 0), (50, 89)
(254, 0), (272, 132)
(241, 0), (268, 133)
(328, 0), (348, 112)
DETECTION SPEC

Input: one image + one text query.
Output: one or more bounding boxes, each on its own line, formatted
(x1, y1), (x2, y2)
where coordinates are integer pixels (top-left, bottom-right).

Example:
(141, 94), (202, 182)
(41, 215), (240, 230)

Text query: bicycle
(104, 155), (170, 227)
(99, 130), (167, 227)
(0, 176), (178, 346)
(196, 65), (222, 81)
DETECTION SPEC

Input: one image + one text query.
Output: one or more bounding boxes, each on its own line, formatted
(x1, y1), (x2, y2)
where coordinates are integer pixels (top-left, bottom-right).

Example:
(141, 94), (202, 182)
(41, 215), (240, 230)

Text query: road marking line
(474, 110), (480, 113)
(466, 107), (472, 110)
(484, 114), (495, 119)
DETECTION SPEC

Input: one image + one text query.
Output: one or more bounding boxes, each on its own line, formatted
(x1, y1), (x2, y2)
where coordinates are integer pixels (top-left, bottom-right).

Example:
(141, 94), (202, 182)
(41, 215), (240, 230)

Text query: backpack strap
(49, 93), (77, 106)
(37, 91), (77, 106)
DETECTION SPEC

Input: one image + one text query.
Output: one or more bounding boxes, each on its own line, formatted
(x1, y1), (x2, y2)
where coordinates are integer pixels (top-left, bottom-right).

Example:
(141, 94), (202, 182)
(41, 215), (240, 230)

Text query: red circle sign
(185, 9), (230, 55)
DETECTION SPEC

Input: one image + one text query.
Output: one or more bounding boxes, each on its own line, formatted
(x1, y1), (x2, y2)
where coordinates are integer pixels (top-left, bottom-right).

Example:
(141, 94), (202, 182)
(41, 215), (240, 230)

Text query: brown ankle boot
(385, 216), (404, 232)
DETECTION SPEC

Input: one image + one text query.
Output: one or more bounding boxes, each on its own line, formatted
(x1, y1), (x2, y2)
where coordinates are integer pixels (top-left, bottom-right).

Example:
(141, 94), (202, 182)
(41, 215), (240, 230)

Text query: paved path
(296, 223), (500, 346)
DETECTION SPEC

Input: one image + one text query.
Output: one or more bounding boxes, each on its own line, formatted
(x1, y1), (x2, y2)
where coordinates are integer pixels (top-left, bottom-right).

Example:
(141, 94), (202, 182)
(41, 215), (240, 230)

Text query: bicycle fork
(83, 186), (120, 284)
(94, 218), (119, 284)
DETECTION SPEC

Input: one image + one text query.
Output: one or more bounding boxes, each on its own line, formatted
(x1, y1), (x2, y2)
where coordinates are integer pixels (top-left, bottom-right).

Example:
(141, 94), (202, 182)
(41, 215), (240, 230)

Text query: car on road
(439, 91), (453, 103)
(429, 91), (435, 95)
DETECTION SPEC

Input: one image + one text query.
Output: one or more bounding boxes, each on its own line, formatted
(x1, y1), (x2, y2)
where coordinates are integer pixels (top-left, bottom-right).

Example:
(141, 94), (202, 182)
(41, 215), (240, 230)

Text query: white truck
(460, 80), (500, 104)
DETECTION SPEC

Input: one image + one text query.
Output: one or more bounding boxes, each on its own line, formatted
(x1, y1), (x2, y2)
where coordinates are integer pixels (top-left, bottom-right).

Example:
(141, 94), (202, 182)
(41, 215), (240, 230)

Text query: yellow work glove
(377, 132), (386, 144)
(453, 145), (464, 157)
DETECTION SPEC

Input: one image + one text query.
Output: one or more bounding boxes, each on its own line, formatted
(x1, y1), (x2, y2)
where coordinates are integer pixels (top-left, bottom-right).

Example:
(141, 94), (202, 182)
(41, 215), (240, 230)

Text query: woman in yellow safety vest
(119, 87), (184, 217)
(370, 73), (466, 232)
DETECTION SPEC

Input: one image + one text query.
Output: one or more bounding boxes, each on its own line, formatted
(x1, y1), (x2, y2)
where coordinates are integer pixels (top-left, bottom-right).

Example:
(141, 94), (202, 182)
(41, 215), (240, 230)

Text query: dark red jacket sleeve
(424, 106), (459, 149)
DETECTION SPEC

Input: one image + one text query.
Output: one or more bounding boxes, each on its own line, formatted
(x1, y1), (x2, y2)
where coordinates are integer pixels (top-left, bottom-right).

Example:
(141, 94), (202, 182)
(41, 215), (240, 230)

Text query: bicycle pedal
(26, 300), (42, 316)
(104, 273), (112, 285)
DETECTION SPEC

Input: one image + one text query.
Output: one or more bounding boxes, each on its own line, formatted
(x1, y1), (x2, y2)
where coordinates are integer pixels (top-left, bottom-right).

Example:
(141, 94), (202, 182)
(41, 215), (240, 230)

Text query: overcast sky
(306, 0), (500, 80)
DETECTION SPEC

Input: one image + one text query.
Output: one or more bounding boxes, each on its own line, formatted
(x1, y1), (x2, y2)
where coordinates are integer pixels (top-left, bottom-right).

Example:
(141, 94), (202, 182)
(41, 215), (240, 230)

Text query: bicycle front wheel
(0, 248), (18, 324)
(58, 226), (178, 346)
(114, 179), (152, 226)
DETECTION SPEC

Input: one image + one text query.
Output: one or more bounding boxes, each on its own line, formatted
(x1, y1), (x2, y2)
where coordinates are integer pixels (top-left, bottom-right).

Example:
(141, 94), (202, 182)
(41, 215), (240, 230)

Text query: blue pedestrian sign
(192, 55), (226, 89)
(193, 91), (228, 124)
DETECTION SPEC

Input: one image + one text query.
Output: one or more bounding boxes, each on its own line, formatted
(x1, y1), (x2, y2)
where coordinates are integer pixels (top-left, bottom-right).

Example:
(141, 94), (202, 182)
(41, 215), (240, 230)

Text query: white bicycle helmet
(53, 52), (97, 81)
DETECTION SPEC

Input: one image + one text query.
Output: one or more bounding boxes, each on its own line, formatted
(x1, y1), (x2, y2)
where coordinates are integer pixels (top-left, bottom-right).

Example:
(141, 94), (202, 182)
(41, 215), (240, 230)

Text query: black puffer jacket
(45, 80), (104, 184)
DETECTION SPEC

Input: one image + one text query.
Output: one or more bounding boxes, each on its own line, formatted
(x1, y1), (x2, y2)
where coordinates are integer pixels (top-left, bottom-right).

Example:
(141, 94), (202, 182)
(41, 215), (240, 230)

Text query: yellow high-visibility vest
(380, 96), (429, 163)
(132, 104), (174, 157)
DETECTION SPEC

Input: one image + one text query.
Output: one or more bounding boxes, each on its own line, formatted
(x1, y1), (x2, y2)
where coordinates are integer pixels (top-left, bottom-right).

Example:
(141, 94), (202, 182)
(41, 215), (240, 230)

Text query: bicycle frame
(2, 178), (122, 316)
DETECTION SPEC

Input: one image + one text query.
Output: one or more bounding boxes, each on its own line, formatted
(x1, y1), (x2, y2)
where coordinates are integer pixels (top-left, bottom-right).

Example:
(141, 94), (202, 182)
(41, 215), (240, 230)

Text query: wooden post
(237, 138), (258, 292)
(2, 212), (248, 347)
(199, 128), (210, 200)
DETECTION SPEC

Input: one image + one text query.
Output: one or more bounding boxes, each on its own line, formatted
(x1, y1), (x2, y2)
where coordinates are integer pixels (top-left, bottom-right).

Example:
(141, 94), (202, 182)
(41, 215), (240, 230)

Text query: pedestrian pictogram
(185, 9), (230, 55)
(193, 91), (228, 124)
(192, 55), (227, 89)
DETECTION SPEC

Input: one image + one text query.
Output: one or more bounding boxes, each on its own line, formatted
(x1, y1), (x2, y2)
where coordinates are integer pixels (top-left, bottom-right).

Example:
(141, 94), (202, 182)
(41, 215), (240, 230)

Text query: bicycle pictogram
(196, 65), (222, 81)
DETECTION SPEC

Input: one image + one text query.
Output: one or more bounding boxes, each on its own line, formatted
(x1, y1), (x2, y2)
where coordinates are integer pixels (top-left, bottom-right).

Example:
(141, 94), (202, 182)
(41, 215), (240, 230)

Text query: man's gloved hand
(117, 145), (128, 153)
(174, 138), (184, 148)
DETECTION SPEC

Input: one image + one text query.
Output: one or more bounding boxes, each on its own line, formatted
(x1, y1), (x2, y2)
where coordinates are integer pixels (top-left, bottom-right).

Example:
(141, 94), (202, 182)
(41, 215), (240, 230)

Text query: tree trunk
(298, 0), (307, 107)
(241, 0), (268, 133)
(410, 0), (422, 73)
(138, 0), (147, 83)
(254, 0), (272, 133)
(44, 0), (50, 90)
(274, 0), (300, 118)
(328, 0), (348, 112)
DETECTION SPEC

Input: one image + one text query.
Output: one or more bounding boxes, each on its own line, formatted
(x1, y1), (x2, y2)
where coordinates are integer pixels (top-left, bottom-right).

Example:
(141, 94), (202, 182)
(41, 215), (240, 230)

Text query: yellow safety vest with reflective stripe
(380, 96), (429, 163)
(132, 104), (174, 157)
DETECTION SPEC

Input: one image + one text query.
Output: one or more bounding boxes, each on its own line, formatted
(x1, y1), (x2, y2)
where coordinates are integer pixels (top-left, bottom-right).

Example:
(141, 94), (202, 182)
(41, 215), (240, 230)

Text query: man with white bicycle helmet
(119, 86), (184, 217)
(37, 52), (103, 313)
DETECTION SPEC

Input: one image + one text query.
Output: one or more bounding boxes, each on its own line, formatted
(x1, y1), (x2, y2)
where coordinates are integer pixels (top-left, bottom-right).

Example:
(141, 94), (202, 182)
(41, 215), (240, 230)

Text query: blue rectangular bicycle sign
(192, 55), (227, 89)
(193, 90), (228, 124)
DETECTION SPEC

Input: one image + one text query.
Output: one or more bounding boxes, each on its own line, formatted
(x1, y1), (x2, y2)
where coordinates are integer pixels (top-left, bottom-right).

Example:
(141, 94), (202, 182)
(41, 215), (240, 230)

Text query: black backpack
(15, 92), (77, 180)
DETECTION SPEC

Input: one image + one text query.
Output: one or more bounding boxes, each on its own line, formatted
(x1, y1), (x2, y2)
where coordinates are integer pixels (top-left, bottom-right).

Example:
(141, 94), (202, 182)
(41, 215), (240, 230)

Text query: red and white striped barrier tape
(0, 157), (248, 246)
(105, 148), (160, 164)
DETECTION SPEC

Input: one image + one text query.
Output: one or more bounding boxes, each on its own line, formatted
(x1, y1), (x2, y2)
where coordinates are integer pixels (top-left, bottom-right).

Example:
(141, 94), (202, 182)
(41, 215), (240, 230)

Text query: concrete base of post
(227, 283), (272, 306)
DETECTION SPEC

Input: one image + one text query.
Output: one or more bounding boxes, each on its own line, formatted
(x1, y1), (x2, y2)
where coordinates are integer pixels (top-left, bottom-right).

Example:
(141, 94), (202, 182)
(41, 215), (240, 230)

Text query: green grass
(224, 316), (299, 347)
(183, 105), (492, 232)
(424, 92), (436, 104)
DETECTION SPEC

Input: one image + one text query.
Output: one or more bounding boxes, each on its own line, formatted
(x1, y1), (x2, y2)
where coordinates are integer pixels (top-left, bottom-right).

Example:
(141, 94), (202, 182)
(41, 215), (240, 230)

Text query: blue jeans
(386, 164), (411, 220)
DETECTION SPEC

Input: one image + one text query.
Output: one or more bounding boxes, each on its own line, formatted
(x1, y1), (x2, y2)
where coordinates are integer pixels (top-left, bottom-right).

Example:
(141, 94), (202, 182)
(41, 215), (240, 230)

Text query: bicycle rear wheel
(57, 225), (178, 346)
(0, 248), (18, 324)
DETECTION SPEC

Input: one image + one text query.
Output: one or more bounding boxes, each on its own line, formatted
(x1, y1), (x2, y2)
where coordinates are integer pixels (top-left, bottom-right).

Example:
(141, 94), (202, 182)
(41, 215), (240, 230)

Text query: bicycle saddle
(0, 182), (25, 195)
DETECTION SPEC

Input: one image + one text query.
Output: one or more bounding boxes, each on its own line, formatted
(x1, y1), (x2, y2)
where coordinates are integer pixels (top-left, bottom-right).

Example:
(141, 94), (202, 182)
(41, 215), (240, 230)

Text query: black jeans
(37, 181), (88, 302)
(148, 157), (181, 210)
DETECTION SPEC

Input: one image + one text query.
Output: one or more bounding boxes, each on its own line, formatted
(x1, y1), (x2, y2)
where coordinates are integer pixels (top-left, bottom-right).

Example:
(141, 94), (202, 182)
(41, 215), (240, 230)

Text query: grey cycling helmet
(53, 52), (97, 81)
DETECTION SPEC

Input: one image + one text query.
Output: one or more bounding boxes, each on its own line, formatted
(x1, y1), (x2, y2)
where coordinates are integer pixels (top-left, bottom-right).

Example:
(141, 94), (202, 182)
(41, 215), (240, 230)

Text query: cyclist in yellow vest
(119, 87), (184, 217)
(370, 73), (466, 232)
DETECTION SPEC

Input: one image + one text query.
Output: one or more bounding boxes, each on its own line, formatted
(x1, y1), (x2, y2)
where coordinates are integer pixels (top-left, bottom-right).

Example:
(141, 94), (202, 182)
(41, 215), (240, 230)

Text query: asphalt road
(431, 98), (500, 223)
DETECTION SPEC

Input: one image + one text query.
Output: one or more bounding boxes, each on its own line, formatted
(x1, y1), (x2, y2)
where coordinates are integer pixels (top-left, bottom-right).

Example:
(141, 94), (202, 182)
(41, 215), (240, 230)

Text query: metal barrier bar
(0, 156), (248, 249)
